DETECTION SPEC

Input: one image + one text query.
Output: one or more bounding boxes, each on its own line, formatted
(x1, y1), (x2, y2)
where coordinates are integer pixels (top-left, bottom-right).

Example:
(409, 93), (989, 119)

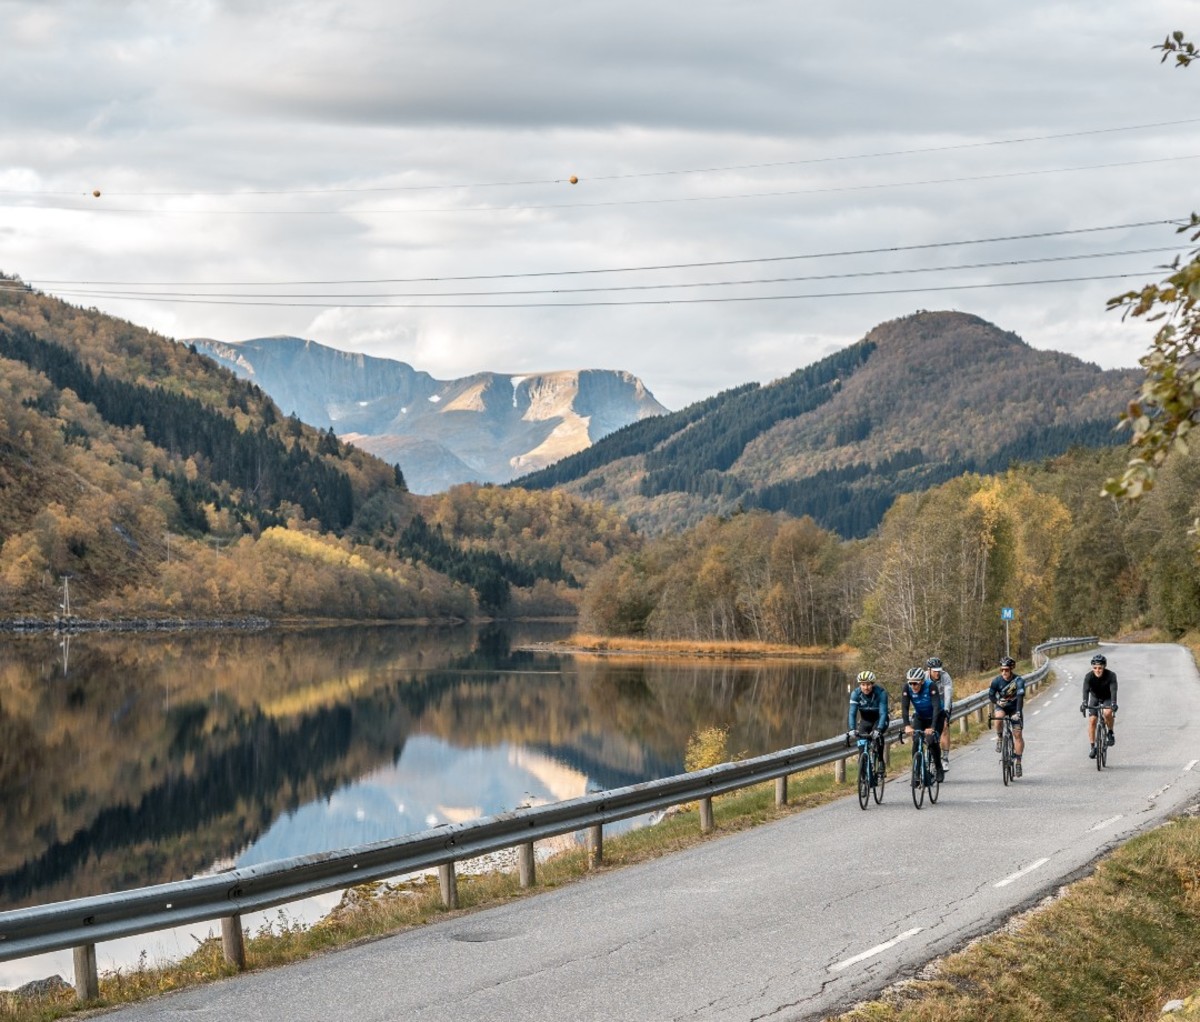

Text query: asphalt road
(103, 643), (1200, 1022)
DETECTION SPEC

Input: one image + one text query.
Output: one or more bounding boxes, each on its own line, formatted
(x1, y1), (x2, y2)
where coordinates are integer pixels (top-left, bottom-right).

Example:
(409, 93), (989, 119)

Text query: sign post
(1001, 606), (1014, 658)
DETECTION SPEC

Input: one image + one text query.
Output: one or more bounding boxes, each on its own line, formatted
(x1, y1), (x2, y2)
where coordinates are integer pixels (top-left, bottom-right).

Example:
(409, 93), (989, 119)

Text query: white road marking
(995, 857), (1050, 888)
(1148, 782), (1172, 802)
(1033, 710), (1041, 716)
(1186, 760), (1198, 772)
(830, 928), (923, 972)
(1089, 815), (1123, 832)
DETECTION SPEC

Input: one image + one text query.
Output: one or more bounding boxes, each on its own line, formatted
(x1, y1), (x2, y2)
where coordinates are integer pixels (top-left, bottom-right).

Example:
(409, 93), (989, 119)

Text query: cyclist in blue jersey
(901, 666), (945, 782)
(988, 656), (1026, 777)
(848, 670), (890, 769)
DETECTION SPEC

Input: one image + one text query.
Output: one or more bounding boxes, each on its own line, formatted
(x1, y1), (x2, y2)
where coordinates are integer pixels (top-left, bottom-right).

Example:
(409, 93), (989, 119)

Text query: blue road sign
(1001, 606), (1014, 620)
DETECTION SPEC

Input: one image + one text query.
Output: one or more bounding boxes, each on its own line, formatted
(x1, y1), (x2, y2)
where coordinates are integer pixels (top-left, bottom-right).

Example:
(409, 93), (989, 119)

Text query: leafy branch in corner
(1104, 32), (1200, 511)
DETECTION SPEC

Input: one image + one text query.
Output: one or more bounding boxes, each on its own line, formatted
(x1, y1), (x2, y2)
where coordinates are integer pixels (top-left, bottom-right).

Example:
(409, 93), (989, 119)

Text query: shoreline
(518, 636), (855, 660)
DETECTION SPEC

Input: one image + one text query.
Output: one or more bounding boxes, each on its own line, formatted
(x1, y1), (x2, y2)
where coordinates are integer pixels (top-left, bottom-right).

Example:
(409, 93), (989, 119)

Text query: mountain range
(189, 337), (668, 494)
(516, 311), (1143, 537)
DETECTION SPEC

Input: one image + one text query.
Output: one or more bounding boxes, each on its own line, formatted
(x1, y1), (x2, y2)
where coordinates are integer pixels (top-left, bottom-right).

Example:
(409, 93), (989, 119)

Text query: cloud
(2, 0), (1194, 409)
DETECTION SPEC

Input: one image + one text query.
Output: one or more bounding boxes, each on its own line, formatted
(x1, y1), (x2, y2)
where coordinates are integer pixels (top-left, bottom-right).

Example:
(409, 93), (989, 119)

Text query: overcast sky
(2, 0), (1197, 408)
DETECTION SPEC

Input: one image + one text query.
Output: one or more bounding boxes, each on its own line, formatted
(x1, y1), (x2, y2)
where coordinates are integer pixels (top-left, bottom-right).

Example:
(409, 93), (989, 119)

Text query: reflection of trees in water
(0, 625), (847, 908)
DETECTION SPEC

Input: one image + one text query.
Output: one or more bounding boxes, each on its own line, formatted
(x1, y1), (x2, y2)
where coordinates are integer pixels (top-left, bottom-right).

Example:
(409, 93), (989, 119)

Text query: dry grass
(557, 633), (855, 659)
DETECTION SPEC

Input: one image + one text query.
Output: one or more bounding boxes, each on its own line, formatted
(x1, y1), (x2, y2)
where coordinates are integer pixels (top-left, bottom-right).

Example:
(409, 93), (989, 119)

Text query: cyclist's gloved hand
(1111, 704), (1118, 712)
(870, 730), (880, 741)
(1080, 703), (1087, 715)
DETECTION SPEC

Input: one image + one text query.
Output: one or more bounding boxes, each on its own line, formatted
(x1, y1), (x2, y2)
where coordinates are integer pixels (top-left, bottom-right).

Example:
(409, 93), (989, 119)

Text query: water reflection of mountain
(0, 624), (849, 909)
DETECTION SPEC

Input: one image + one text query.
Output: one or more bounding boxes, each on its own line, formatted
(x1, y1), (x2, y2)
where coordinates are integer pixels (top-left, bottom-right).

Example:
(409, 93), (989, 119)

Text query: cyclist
(988, 656), (1026, 777)
(901, 666), (945, 783)
(848, 670), (890, 770)
(925, 656), (953, 767)
(1080, 653), (1118, 759)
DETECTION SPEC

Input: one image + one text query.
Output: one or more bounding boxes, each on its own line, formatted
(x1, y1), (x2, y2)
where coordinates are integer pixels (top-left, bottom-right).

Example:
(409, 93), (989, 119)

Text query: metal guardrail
(0, 636), (1097, 995)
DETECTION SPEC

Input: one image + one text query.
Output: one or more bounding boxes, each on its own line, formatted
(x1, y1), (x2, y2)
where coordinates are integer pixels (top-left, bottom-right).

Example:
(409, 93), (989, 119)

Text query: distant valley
(189, 336), (668, 494)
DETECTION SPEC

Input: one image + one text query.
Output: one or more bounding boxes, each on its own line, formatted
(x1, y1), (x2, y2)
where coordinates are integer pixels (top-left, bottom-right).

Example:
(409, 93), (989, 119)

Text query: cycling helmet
(926, 656), (943, 670)
(905, 667), (925, 683)
(856, 670), (877, 685)
(1090, 654), (1107, 666)
(999, 656), (1016, 669)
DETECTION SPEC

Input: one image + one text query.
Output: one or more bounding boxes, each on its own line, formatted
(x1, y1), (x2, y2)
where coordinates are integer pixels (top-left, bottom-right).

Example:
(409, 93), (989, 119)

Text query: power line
(16, 216), (1184, 286)
(6, 154), (1200, 216)
(2, 271), (1158, 309)
(3, 116), (1198, 198)
(4, 247), (1176, 301)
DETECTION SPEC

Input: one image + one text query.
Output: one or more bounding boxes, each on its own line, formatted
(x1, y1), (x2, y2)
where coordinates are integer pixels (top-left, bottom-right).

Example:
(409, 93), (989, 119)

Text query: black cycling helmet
(905, 667), (925, 683)
(1090, 654), (1107, 666)
(926, 656), (943, 670)
(999, 656), (1016, 669)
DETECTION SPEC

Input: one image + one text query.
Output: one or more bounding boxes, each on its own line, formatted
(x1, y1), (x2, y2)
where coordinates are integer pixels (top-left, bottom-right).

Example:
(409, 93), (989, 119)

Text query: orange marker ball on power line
(568, 175), (578, 184)
(92, 189), (101, 197)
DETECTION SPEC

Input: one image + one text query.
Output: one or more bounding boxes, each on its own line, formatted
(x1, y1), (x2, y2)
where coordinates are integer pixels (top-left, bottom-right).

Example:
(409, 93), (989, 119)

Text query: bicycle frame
(1090, 700), (1114, 770)
(989, 712), (1017, 785)
(855, 733), (886, 809)
(905, 729), (939, 809)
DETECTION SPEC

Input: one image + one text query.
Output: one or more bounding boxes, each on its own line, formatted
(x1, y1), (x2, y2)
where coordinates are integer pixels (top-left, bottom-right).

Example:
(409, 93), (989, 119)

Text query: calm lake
(0, 621), (849, 986)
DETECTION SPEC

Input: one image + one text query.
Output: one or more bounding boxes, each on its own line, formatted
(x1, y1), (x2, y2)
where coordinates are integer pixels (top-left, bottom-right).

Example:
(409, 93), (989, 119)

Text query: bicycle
(903, 729), (940, 808)
(848, 730), (886, 809)
(989, 712), (1019, 785)
(1086, 700), (1116, 771)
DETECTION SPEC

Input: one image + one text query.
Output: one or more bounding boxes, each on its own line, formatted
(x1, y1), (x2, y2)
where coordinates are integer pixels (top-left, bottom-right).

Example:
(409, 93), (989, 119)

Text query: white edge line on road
(1186, 760), (1198, 772)
(1089, 814), (1123, 832)
(995, 857), (1050, 888)
(830, 928), (923, 972)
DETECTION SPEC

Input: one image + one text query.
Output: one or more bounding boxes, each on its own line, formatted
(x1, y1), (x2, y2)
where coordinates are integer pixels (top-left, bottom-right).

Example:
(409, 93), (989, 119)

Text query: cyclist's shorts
(854, 720), (879, 738)
(995, 704), (1023, 726)
(1085, 701), (1113, 718)
(910, 714), (939, 738)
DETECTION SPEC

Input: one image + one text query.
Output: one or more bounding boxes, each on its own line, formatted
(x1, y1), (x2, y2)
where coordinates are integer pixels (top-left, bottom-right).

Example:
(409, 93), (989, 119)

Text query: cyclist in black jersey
(1080, 653), (1118, 758)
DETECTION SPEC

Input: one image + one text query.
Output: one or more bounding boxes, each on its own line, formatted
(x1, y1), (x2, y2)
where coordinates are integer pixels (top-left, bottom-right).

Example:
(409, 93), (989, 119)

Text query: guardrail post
(518, 842), (536, 887)
(438, 862), (458, 909)
(775, 775), (788, 806)
(72, 943), (99, 1001)
(221, 914), (246, 970)
(699, 796), (714, 834)
(975, 706), (985, 725)
(834, 757), (846, 784)
(586, 824), (603, 868)
(958, 714), (968, 735)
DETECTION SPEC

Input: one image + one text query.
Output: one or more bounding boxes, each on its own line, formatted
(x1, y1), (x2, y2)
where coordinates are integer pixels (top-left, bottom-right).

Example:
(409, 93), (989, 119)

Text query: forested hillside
(580, 438), (1200, 676)
(519, 311), (1140, 537)
(0, 278), (637, 619)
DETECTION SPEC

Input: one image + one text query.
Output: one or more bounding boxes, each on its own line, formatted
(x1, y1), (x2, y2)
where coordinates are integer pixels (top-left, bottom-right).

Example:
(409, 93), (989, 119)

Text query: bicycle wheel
(1094, 722), (1105, 771)
(928, 741), (940, 804)
(911, 749), (925, 809)
(871, 745), (886, 804)
(857, 750), (870, 809)
(1001, 730), (1014, 786)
